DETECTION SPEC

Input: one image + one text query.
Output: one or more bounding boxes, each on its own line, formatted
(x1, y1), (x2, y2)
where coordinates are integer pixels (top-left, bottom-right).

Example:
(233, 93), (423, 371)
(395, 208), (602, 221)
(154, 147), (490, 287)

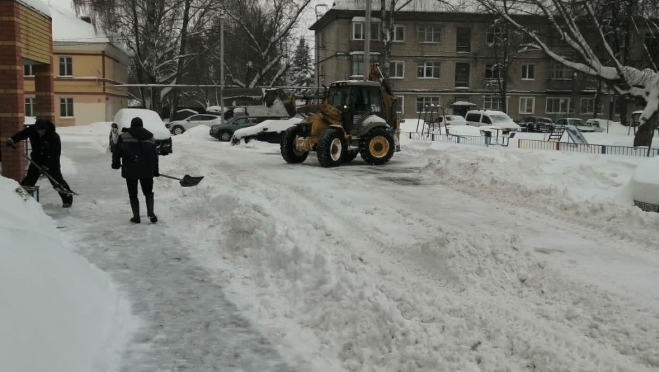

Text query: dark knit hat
(131, 117), (143, 128)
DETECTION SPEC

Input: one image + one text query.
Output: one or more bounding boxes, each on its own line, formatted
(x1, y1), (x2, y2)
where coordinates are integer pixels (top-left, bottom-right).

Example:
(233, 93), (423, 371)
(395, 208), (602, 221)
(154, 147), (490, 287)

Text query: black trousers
(22, 164), (72, 203)
(126, 178), (154, 201)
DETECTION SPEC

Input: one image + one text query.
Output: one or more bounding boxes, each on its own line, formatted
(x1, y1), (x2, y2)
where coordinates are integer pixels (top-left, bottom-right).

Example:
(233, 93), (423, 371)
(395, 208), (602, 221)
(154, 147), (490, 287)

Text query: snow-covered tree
(290, 38), (314, 89)
(476, 0), (659, 147)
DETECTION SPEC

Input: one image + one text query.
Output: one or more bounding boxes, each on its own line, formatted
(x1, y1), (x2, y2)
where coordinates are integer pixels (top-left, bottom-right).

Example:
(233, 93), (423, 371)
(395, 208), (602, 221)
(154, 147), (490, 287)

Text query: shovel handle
(159, 174), (181, 181)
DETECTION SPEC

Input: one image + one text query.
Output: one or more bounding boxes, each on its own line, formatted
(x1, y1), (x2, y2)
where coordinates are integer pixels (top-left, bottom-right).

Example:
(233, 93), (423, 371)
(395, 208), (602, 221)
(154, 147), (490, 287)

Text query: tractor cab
(327, 81), (383, 134)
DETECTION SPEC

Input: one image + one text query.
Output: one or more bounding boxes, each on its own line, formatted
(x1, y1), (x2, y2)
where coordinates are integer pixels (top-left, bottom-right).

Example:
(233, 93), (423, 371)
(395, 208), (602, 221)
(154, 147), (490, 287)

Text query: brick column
(0, 0), (26, 182)
(34, 61), (55, 123)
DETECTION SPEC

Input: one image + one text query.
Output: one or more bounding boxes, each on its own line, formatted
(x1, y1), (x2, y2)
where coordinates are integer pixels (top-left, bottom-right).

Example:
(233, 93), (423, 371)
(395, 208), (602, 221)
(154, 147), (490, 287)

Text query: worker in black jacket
(5, 119), (73, 208)
(111, 117), (160, 223)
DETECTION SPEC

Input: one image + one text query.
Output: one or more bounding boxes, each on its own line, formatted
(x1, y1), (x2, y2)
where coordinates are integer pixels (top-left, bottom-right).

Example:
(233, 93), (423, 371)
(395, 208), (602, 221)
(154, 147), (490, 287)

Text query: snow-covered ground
(25, 122), (659, 371)
(0, 176), (137, 372)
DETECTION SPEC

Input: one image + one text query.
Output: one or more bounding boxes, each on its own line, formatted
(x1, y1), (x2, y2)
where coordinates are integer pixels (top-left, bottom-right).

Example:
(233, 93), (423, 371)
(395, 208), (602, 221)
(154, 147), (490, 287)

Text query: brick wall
(0, 0), (26, 181)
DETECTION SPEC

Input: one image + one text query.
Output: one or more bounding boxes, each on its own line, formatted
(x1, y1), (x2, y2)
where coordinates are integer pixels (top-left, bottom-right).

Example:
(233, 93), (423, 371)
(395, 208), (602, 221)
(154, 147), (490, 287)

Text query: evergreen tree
(290, 38), (314, 89)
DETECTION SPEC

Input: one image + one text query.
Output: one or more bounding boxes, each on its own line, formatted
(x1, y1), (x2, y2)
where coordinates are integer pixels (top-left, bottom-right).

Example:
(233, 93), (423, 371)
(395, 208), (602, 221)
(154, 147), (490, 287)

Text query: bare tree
(476, 0), (659, 147)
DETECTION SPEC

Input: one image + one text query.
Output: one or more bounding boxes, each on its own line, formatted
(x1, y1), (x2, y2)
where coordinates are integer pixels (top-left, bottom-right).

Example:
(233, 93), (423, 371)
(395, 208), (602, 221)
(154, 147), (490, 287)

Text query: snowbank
(178, 125), (213, 139)
(630, 156), (659, 204)
(0, 176), (136, 372)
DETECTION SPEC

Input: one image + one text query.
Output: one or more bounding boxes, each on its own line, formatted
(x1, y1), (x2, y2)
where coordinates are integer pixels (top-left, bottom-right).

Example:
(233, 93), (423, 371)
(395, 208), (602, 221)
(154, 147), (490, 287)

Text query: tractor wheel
(281, 125), (308, 163)
(359, 127), (395, 165)
(317, 128), (345, 167)
(343, 149), (359, 163)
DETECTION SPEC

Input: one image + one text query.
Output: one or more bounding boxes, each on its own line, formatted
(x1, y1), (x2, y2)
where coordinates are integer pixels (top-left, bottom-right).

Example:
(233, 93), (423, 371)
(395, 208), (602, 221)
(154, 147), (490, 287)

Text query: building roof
(309, 0), (544, 31)
(48, 0), (109, 43)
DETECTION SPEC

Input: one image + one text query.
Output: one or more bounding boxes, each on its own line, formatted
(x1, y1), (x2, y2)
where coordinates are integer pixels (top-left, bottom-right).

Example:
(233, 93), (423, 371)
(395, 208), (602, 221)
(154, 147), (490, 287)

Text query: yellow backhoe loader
(280, 63), (401, 167)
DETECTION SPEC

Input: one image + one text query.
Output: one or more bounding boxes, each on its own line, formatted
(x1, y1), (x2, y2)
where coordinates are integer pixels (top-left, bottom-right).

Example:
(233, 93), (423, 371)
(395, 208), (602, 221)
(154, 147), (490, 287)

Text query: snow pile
(402, 139), (659, 245)
(156, 135), (659, 372)
(48, 0), (109, 42)
(0, 176), (136, 372)
(629, 156), (659, 204)
(178, 125), (213, 139)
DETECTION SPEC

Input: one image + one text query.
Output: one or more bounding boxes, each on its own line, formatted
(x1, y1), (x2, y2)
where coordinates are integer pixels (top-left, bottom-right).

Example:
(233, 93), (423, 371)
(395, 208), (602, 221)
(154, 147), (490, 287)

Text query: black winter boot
(145, 194), (157, 223)
(130, 198), (141, 224)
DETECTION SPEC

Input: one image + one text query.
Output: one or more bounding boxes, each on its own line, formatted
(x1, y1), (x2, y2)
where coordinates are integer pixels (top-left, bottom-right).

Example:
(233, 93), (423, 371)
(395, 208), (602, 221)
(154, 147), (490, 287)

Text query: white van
(109, 108), (173, 155)
(465, 110), (521, 131)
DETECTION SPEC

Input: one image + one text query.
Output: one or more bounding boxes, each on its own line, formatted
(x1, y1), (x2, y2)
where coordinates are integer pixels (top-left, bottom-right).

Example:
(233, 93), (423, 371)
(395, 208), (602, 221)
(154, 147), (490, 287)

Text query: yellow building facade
(22, 0), (129, 127)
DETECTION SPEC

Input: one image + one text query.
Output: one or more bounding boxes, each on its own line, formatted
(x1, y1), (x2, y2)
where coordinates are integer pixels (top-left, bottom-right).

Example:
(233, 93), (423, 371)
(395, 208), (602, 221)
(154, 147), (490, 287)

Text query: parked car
(209, 116), (260, 141)
(430, 115), (468, 128)
(584, 118), (613, 132)
(166, 114), (222, 135)
(231, 117), (303, 145)
(109, 108), (172, 155)
(554, 118), (596, 132)
(163, 108), (198, 124)
(465, 110), (521, 131)
(517, 116), (554, 132)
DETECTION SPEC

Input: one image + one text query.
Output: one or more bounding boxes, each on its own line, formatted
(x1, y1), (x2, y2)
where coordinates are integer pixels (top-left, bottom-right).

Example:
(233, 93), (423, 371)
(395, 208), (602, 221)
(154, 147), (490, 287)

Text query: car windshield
(489, 114), (511, 123)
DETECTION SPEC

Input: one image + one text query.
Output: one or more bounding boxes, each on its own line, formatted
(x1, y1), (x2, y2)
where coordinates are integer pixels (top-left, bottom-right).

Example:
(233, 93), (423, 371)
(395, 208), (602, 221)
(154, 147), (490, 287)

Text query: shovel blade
(180, 175), (204, 187)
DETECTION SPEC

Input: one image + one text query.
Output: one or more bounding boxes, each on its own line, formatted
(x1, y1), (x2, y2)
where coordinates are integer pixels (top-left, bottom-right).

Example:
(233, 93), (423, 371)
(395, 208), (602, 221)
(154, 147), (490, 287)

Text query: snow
(232, 117), (302, 140)
(630, 156), (659, 204)
(0, 176), (136, 372)
(205, 106), (227, 113)
(112, 108), (171, 141)
(178, 124), (212, 139)
(47, 0), (109, 43)
(17, 0), (50, 17)
(25, 120), (659, 371)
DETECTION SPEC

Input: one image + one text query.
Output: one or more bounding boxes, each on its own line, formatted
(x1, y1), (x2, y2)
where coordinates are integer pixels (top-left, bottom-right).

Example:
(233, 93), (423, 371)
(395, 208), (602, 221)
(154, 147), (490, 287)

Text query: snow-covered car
(434, 115), (468, 127)
(109, 108), (172, 155)
(209, 116), (259, 141)
(465, 110), (521, 131)
(585, 118), (614, 132)
(231, 117), (302, 145)
(631, 156), (659, 212)
(554, 118), (596, 132)
(166, 114), (222, 135)
(163, 108), (198, 124)
(517, 116), (554, 132)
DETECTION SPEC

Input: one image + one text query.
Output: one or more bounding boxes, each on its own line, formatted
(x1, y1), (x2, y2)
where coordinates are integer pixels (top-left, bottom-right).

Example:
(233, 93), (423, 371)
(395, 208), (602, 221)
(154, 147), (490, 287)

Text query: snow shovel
(160, 173), (204, 187)
(12, 146), (79, 196)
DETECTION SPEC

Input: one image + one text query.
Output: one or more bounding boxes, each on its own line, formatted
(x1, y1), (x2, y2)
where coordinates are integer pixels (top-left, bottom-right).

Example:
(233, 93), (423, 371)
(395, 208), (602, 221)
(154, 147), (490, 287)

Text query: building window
(23, 64), (34, 77)
(24, 97), (35, 116)
(456, 27), (471, 52)
(485, 63), (501, 80)
(483, 96), (502, 110)
(350, 53), (380, 76)
(455, 63), (470, 88)
(317, 32), (325, 49)
(58, 56), (73, 77)
(416, 96), (440, 113)
(389, 61), (404, 78)
(417, 61), (440, 78)
(60, 98), (74, 117)
(549, 60), (571, 80)
(519, 97), (535, 114)
(486, 27), (504, 44)
(393, 24), (405, 42)
(546, 97), (571, 114)
(418, 26), (441, 43)
(395, 95), (404, 114)
(521, 64), (535, 80)
(581, 97), (596, 114)
(352, 21), (379, 40)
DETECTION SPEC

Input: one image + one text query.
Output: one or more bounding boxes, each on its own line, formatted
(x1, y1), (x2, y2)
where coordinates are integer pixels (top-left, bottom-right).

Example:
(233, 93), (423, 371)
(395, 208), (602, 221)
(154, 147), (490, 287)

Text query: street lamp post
(220, 11), (225, 124)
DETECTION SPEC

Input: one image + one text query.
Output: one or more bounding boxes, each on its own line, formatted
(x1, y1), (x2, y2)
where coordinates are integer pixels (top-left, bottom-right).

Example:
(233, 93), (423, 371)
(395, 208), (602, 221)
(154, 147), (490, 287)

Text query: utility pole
(220, 11), (225, 124)
(364, 0), (371, 78)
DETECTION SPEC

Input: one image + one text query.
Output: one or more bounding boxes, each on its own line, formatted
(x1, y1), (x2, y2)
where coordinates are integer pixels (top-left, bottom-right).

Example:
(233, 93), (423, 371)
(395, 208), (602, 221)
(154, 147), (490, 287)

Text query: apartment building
(310, 6), (649, 121)
(22, 0), (129, 127)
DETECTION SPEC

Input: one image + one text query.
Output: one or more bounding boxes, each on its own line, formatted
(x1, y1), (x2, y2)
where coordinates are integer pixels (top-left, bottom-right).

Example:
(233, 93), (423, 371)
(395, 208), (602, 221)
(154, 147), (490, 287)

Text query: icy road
(43, 123), (659, 372)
